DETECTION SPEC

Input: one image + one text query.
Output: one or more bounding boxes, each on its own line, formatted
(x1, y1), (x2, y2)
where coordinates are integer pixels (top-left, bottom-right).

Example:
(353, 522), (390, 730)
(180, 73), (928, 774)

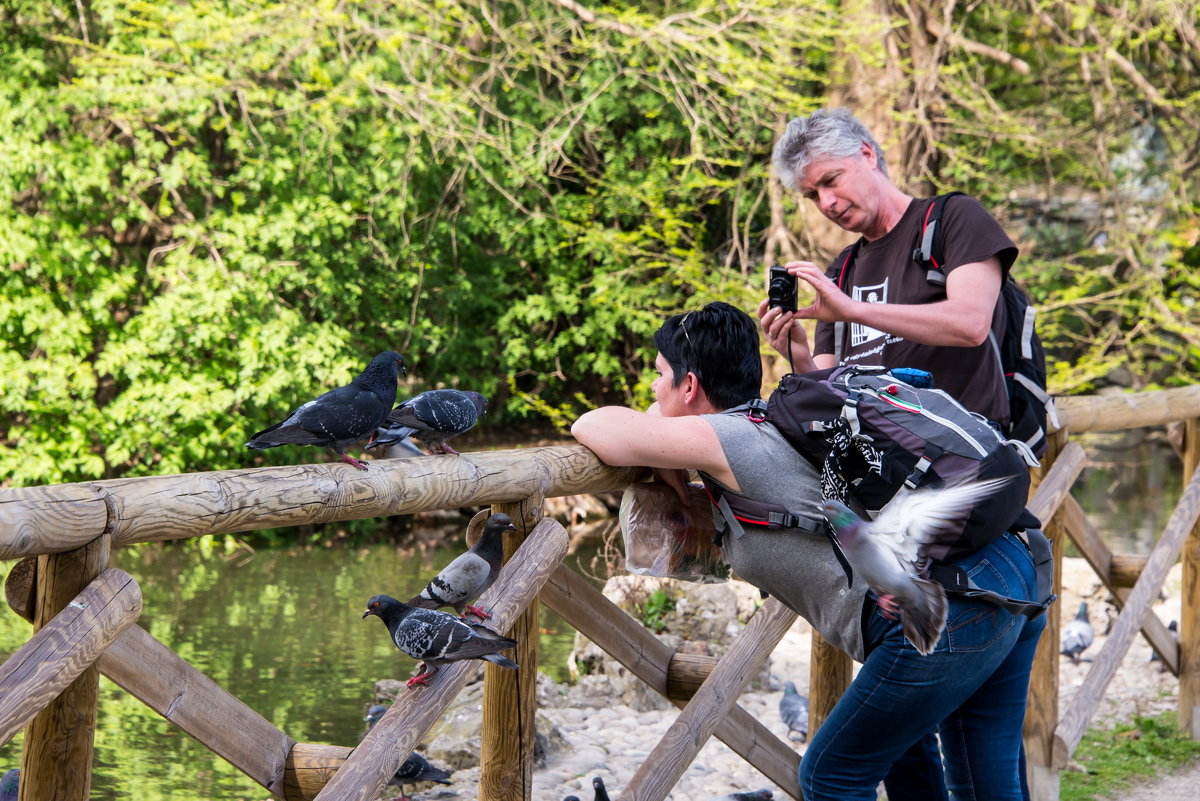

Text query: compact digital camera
(767, 265), (797, 312)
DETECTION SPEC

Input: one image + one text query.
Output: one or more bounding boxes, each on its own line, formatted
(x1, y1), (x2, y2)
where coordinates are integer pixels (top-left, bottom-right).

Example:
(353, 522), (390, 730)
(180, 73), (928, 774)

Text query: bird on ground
(592, 777), (611, 801)
(368, 389), (488, 456)
(362, 703), (455, 800)
(363, 594), (518, 687)
(246, 350), (407, 470)
(1150, 619), (1178, 672)
(385, 752), (453, 801)
(779, 680), (809, 743)
(563, 797), (581, 801)
(408, 513), (515, 620)
(820, 477), (1014, 656)
(1060, 601), (1095, 664)
(1, 769), (18, 801)
(708, 792), (774, 801)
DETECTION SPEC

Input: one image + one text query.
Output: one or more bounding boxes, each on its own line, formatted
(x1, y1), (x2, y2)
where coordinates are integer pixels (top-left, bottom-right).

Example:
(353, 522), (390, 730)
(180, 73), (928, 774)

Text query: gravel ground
(390, 556), (1194, 800)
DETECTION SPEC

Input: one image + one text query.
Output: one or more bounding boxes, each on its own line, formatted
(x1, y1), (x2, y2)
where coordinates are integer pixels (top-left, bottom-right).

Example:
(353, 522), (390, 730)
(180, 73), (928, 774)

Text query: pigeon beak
(362, 609), (373, 619)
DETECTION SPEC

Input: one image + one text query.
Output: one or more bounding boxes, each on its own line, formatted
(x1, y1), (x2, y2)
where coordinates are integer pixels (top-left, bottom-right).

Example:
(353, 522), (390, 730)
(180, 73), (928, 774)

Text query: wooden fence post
(1025, 429), (1068, 801)
(808, 632), (851, 738)
(19, 535), (111, 801)
(479, 496), (545, 801)
(1182, 418), (1200, 738)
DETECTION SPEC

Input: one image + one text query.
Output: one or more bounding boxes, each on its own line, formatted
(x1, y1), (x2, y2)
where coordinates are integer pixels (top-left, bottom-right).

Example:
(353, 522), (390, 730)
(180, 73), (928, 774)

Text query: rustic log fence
(1, 385), (1199, 801)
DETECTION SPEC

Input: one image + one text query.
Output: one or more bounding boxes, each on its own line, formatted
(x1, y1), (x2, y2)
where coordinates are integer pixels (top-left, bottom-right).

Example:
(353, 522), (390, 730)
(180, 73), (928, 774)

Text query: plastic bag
(619, 481), (730, 583)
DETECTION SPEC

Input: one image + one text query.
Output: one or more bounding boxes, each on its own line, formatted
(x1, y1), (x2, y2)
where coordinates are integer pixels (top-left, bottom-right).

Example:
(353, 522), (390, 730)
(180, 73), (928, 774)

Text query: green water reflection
(0, 529), (601, 800)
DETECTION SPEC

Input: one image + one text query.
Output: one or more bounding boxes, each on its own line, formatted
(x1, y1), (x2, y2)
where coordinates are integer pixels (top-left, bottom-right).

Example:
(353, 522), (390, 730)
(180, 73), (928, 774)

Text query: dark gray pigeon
(563, 797), (581, 801)
(363, 594), (518, 687)
(362, 705), (453, 801)
(1060, 601), (1094, 664)
(364, 703), (389, 731)
(408, 513), (515, 620)
(368, 389), (488, 455)
(246, 350), (406, 470)
(1150, 619), (1178, 672)
(592, 777), (611, 801)
(708, 792), (774, 801)
(387, 751), (452, 801)
(779, 680), (808, 743)
(1, 769), (18, 801)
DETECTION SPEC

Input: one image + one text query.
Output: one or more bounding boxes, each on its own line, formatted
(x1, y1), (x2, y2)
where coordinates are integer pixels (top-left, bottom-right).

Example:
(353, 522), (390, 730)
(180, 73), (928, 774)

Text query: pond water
(0, 433), (1187, 799)
(0, 524), (606, 800)
(1070, 430), (1185, 555)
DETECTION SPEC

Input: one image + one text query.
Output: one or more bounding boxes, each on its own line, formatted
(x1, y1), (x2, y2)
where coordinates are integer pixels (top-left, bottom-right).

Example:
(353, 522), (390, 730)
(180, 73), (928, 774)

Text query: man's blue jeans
(800, 532), (1046, 800)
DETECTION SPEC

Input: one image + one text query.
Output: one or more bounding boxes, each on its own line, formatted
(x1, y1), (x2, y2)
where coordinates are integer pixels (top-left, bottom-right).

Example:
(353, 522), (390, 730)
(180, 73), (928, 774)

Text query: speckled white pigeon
(368, 389), (488, 455)
(362, 594), (517, 688)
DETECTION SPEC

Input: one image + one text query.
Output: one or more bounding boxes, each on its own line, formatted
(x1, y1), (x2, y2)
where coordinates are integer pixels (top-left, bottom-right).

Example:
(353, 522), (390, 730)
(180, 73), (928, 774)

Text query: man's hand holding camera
(758, 260), (855, 372)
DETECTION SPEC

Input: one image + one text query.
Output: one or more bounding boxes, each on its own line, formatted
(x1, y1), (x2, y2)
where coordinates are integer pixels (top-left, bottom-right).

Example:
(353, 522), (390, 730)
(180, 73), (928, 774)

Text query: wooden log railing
(1053, 461), (1200, 767)
(313, 515), (568, 801)
(0, 568), (141, 745)
(2, 384), (1200, 801)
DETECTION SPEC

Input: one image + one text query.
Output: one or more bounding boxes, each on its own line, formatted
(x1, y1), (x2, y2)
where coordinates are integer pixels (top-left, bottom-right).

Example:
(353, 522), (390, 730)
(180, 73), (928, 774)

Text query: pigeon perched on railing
(368, 389), (488, 456)
(362, 705), (453, 801)
(1060, 601), (1095, 664)
(779, 680), (808, 743)
(408, 513), (515, 620)
(1, 769), (19, 801)
(246, 350), (406, 470)
(820, 477), (1014, 655)
(363, 594), (518, 687)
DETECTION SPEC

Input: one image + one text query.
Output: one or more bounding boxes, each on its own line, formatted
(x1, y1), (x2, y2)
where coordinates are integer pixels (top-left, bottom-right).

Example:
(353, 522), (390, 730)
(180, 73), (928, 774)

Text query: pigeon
(408, 513), (515, 620)
(368, 389), (488, 455)
(563, 797), (581, 801)
(1, 769), (18, 801)
(246, 350), (407, 470)
(1150, 619), (1178, 672)
(1060, 601), (1095, 664)
(820, 477), (1014, 655)
(364, 703), (389, 732)
(592, 777), (611, 801)
(362, 704), (454, 800)
(708, 792), (774, 801)
(363, 594), (518, 687)
(779, 680), (808, 743)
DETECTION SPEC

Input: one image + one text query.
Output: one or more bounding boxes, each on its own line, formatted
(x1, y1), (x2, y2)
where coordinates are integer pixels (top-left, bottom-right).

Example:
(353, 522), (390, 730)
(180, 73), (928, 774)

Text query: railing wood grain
(540, 564), (803, 798)
(0, 447), (643, 560)
(618, 598), (797, 801)
(1053, 461), (1200, 767)
(0, 568), (141, 746)
(312, 516), (568, 801)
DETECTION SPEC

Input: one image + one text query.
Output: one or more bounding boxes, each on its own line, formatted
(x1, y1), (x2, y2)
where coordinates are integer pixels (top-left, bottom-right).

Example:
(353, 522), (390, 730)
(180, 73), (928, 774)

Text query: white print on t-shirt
(850, 278), (888, 347)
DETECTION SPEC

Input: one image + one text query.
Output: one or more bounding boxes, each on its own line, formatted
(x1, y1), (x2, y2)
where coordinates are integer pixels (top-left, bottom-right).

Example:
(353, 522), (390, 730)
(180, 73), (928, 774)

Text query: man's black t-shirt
(813, 195), (1018, 424)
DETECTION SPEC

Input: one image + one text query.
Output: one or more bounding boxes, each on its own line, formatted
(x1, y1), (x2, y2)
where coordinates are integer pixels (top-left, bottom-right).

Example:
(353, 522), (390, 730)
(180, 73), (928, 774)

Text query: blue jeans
(800, 532), (1046, 801)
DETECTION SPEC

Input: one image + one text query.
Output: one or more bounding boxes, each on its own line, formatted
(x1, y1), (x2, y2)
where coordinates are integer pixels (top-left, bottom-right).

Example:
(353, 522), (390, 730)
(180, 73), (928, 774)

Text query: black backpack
(831, 192), (1057, 457)
(701, 367), (1053, 618)
(766, 364), (1036, 562)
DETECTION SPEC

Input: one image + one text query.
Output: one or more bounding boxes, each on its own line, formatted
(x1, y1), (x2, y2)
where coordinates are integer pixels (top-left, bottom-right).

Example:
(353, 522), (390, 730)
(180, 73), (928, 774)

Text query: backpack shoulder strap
(914, 191), (967, 286)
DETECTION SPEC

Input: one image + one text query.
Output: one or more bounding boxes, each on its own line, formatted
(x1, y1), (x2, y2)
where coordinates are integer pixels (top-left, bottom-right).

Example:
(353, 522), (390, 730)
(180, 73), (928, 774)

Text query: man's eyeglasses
(678, 312), (701, 379)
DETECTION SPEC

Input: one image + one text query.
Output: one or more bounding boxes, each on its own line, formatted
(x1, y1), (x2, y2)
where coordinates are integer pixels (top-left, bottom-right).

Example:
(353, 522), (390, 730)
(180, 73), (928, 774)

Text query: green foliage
(637, 587), (677, 633)
(0, 1), (1197, 489)
(1062, 713), (1200, 801)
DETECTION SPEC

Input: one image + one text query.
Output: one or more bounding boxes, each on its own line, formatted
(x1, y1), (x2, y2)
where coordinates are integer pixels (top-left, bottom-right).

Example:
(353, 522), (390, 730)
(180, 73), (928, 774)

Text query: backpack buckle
(746, 398), (768, 423)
